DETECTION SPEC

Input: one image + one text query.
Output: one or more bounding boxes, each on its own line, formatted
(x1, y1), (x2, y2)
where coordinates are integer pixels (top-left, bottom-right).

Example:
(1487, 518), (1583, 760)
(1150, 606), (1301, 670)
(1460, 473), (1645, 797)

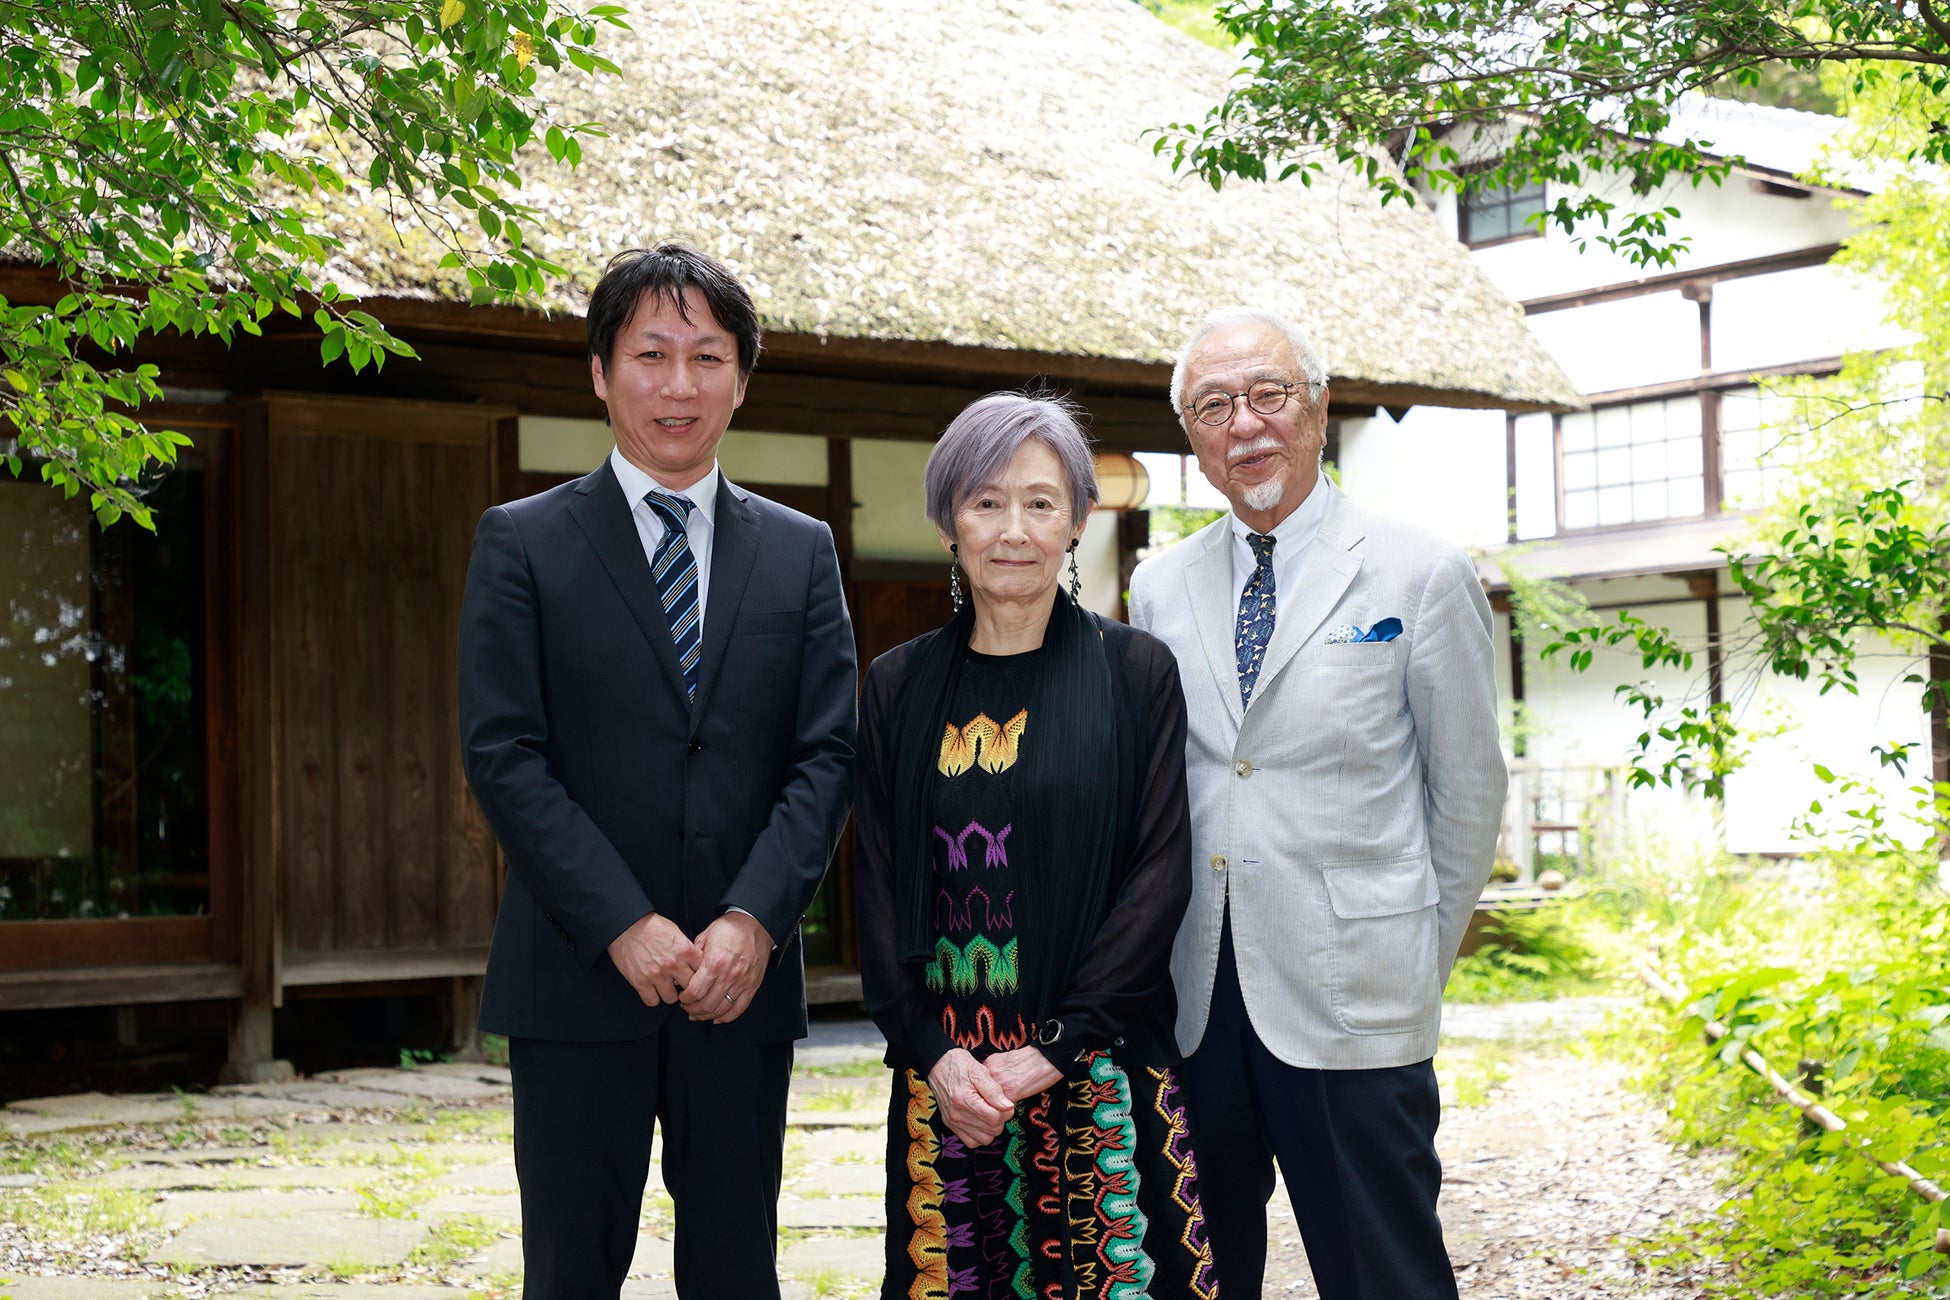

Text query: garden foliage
(0, 0), (623, 526)
(1605, 850), (1950, 1295)
(1158, 0), (1950, 266)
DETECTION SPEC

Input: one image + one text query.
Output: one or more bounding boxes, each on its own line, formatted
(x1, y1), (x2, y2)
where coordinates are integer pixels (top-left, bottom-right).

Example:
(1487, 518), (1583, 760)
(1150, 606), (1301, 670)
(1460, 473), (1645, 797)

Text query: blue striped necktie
(644, 490), (701, 701)
(1235, 532), (1277, 708)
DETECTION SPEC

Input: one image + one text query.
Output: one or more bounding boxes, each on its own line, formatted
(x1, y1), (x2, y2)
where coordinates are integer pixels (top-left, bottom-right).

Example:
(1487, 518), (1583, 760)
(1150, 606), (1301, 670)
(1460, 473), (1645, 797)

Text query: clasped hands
(926, 1046), (1063, 1151)
(606, 910), (773, 1024)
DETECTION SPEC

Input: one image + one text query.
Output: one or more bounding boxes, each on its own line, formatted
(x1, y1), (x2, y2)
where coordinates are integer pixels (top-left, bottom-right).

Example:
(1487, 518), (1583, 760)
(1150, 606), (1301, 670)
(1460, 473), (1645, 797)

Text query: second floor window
(1460, 175), (1547, 246)
(1559, 396), (1706, 529)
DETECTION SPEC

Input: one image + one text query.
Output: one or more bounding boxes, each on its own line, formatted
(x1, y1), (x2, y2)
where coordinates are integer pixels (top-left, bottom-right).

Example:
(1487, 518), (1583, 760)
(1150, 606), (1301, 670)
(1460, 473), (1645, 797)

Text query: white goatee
(1242, 479), (1284, 513)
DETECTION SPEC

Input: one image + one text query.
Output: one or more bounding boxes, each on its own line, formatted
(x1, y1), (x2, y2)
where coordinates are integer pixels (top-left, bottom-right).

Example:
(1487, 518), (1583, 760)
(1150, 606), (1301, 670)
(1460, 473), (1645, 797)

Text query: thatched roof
(325, 0), (1579, 411)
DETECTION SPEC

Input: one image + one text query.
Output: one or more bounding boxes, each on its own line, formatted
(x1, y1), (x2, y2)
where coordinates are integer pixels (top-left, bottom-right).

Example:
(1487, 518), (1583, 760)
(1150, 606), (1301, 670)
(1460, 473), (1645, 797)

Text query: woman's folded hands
(926, 1047), (1016, 1149)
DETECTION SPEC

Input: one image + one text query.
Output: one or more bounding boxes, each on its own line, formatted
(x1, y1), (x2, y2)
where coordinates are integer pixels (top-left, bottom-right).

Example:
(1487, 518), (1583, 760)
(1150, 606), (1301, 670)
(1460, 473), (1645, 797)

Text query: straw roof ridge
(316, 0), (1578, 409)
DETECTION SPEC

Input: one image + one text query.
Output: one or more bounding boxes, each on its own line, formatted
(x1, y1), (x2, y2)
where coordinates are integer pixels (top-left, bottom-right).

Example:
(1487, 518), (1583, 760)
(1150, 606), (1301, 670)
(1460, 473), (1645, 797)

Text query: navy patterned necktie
(644, 490), (701, 701)
(1235, 532), (1277, 709)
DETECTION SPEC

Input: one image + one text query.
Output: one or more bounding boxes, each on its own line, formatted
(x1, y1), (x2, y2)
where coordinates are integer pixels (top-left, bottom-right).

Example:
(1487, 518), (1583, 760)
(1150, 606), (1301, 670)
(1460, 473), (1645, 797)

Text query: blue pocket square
(1326, 617), (1403, 645)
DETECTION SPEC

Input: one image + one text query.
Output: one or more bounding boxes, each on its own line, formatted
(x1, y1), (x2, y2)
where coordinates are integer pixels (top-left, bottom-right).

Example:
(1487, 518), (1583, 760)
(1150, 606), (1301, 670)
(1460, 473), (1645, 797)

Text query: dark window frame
(1459, 170), (1548, 248)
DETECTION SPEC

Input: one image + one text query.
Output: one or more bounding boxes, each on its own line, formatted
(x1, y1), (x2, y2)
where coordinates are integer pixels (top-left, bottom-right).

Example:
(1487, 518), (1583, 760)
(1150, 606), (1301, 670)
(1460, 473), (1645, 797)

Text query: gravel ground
(1264, 1036), (1745, 1297)
(3, 1003), (1756, 1299)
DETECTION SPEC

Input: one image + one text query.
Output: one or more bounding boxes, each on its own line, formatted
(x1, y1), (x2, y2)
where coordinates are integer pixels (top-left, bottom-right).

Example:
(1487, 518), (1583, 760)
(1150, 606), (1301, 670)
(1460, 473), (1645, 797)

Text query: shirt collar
(1229, 471), (1329, 554)
(609, 448), (720, 530)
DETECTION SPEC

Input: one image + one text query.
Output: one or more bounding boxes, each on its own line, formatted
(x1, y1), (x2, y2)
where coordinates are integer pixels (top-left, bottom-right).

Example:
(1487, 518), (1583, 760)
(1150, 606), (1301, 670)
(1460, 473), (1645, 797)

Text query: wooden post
(443, 975), (484, 1062)
(223, 400), (293, 1085)
(1505, 759), (1536, 884)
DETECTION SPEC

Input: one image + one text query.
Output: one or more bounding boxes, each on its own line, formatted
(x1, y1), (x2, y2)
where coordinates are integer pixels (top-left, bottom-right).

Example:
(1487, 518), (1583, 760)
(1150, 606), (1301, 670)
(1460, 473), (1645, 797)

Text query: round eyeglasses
(1184, 381), (1304, 427)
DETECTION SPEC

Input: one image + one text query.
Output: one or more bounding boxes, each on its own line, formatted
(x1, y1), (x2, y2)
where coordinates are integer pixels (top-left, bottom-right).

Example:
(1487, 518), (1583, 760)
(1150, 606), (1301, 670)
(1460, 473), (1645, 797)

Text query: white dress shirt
(608, 450), (755, 925)
(1229, 472), (1330, 618)
(609, 449), (720, 631)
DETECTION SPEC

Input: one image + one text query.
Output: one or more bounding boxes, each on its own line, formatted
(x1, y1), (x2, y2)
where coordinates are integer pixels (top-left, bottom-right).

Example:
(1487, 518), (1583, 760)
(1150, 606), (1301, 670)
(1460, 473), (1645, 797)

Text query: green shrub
(1445, 904), (1600, 1003)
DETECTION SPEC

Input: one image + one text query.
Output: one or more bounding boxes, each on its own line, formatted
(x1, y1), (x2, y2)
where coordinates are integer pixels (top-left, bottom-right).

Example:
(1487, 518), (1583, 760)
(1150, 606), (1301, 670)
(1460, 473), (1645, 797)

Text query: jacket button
(1209, 854), (1226, 871)
(1234, 760), (1253, 777)
(688, 740), (702, 754)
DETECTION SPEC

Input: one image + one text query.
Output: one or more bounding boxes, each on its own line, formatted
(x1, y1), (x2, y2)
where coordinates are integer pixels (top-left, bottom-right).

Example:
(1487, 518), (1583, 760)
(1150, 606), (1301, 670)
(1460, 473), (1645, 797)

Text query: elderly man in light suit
(1129, 306), (1507, 1299)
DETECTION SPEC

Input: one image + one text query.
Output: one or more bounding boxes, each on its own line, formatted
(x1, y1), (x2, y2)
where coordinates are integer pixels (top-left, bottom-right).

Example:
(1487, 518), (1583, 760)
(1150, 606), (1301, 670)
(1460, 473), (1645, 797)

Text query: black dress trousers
(1177, 914), (1457, 1300)
(509, 1023), (793, 1299)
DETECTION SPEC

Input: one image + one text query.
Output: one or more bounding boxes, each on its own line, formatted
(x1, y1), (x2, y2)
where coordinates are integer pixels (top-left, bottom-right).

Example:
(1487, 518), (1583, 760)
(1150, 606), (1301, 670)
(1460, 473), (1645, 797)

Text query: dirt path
(1265, 1000), (1741, 1297)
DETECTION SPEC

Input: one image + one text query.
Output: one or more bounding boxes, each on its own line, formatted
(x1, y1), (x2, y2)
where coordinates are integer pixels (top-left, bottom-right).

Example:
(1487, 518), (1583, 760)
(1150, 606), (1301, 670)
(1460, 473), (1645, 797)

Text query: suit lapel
(567, 460), (690, 704)
(1250, 488), (1365, 706)
(690, 476), (760, 719)
(1182, 522), (1245, 730)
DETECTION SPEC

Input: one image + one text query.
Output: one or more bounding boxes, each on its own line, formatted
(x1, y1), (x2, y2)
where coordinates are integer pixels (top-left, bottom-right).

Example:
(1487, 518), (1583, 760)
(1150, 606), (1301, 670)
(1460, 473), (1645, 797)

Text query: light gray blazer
(1129, 485), (1507, 1069)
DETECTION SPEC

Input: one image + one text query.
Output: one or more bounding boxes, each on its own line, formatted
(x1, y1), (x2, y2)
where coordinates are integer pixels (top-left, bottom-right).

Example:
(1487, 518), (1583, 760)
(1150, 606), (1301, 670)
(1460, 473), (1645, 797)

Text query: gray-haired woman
(854, 392), (1222, 1298)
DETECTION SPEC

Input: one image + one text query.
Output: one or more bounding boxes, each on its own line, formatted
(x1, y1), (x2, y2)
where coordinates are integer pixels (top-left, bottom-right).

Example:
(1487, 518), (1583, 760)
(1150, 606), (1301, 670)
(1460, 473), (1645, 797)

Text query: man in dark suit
(458, 243), (857, 1299)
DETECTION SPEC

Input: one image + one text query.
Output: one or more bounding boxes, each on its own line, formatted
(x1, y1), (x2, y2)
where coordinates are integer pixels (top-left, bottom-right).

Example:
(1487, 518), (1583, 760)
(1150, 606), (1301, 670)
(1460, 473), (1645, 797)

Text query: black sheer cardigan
(855, 618), (1194, 1079)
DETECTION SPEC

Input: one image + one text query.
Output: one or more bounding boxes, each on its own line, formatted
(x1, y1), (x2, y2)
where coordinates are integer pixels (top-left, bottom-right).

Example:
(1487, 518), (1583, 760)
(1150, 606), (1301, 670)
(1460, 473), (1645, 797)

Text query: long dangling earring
(950, 544), (964, 612)
(1067, 539), (1081, 602)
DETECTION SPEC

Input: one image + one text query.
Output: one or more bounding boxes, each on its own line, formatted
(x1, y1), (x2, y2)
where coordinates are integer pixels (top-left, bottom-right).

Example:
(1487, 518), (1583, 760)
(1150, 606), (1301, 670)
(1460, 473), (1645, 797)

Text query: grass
(797, 1058), (885, 1080)
(0, 1186), (161, 1239)
(799, 1087), (869, 1113)
(409, 1213), (507, 1268)
(1438, 1042), (1515, 1108)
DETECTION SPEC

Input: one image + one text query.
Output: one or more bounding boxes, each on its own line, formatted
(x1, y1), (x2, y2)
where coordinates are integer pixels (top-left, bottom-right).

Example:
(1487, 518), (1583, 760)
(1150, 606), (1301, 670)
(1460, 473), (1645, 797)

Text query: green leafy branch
(1542, 485), (1949, 811)
(1156, 0), (1950, 266)
(0, 0), (629, 526)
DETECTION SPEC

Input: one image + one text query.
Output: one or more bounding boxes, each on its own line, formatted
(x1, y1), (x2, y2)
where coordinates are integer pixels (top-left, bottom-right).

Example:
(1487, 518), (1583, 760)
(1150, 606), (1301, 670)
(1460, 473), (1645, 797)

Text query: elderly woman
(855, 392), (1220, 1300)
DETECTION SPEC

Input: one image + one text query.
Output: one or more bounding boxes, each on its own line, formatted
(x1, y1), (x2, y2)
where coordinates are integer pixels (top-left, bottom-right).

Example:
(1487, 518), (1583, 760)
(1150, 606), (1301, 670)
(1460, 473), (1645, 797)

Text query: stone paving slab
(465, 1233), (672, 1279)
(119, 1148), (264, 1167)
(145, 1215), (428, 1268)
(427, 1162), (518, 1193)
(312, 1072), (508, 1105)
(228, 1287), (473, 1298)
(419, 1192), (521, 1222)
(154, 1191), (355, 1228)
(213, 1083), (430, 1111)
(786, 1129), (884, 1164)
(72, 1165), (372, 1192)
(777, 1195), (884, 1230)
(413, 1063), (513, 1087)
(280, 1141), (506, 1167)
(6, 1095), (186, 1126)
(780, 1235), (884, 1282)
(790, 1162), (883, 1196)
(2, 1113), (112, 1138)
(785, 1110), (884, 1129)
(0, 1279), (183, 1300)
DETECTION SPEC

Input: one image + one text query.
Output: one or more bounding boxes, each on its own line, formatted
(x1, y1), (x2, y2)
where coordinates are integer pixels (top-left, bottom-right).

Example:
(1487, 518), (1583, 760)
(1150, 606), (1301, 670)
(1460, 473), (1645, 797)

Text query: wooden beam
(0, 963), (244, 1011)
(279, 946), (492, 986)
(1523, 244), (1842, 316)
(1583, 357), (1847, 407)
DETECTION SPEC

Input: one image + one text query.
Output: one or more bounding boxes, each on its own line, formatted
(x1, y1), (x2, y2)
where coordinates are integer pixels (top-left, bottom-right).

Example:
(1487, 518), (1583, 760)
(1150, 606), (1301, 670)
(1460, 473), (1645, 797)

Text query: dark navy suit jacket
(457, 458), (857, 1043)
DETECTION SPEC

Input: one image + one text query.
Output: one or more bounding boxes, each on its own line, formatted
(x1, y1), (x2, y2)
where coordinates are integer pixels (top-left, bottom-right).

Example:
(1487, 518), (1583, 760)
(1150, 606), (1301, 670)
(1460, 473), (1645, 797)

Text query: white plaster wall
(1510, 412), (1556, 541)
(1463, 181), (1862, 304)
(852, 438), (942, 562)
(1336, 409), (1509, 548)
(1716, 597), (1932, 853)
(1520, 599), (1709, 765)
(1710, 263), (1912, 372)
(1523, 292), (1702, 393)
(518, 417), (830, 486)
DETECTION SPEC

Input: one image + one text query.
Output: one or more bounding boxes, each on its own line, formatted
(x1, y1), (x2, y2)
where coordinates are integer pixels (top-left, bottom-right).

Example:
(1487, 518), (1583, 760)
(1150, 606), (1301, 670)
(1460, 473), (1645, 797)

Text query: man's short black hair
(586, 243), (762, 376)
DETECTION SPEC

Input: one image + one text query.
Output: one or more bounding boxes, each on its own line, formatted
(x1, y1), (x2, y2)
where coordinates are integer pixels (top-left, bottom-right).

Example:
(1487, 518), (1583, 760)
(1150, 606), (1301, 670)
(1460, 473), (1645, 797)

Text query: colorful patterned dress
(883, 648), (1220, 1300)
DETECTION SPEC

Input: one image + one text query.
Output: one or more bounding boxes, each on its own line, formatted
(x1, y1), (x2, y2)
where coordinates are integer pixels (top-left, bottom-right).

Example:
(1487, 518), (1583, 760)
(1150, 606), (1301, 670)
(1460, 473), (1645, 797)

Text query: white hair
(1168, 307), (1330, 421)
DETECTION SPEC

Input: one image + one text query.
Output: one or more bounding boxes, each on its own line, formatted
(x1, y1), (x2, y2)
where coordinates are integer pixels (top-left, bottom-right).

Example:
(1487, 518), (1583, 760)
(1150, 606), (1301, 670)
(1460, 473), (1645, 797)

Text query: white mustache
(1227, 437), (1284, 465)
